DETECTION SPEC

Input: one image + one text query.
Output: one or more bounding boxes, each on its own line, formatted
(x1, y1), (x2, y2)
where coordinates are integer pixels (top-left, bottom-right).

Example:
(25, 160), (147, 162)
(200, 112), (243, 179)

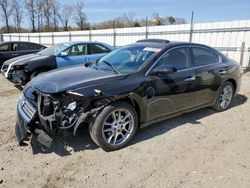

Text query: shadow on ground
(29, 94), (247, 156)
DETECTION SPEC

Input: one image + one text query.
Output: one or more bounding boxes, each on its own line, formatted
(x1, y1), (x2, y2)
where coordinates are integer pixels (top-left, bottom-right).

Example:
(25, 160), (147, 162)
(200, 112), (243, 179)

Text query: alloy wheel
(219, 85), (233, 109)
(102, 108), (134, 146)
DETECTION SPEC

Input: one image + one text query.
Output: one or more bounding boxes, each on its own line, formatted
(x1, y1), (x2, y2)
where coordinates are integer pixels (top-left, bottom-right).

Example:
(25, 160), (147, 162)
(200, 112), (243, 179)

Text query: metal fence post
(113, 21), (116, 47)
(28, 34), (30, 42)
(69, 32), (72, 41)
(9, 34), (11, 41)
(52, 32), (54, 45)
(145, 17), (148, 39)
(39, 33), (41, 44)
(0, 30), (3, 42)
(89, 30), (92, 41)
(19, 34), (21, 41)
(189, 11), (194, 42)
(239, 42), (245, 67)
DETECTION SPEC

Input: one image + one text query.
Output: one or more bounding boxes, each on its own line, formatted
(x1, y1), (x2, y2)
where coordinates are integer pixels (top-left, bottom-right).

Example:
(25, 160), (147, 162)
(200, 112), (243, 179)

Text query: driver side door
(146, 47), (197, 121)
(56, 43), (88, 68)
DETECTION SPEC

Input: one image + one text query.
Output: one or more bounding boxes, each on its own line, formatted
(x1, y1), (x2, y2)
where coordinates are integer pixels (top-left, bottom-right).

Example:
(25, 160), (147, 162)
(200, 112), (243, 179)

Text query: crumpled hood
(3, 54), (50, 66)
(30, 65), (126, 94)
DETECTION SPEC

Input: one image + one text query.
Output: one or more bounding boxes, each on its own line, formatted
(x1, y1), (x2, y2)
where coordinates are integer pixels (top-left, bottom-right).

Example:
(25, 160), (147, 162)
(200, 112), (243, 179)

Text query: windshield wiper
(102, 60), (120, 74)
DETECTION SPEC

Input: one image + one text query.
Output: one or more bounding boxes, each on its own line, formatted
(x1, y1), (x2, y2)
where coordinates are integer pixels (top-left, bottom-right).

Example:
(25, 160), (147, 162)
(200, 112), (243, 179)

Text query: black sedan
(15, 39), (242, 151)
(0, 41), (45, 67)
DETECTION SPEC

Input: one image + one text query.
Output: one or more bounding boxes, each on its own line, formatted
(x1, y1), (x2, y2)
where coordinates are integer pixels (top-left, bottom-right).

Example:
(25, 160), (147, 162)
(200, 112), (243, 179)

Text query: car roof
(135, 39), (206, 47)
(129, 39), (219, 52)
(0, 41), (45, 46)
(56, 41), (109, 45)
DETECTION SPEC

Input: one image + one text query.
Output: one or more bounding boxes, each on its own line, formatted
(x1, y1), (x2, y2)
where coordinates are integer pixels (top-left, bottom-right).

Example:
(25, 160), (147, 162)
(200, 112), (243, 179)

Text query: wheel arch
(112, 94), (147, 127)
(226, 78), (237, 93)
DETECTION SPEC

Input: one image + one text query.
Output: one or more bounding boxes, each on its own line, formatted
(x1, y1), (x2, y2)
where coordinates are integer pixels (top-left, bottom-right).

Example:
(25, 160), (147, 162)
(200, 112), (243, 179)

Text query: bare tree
(51, 0), (59, 31)
(123, 12), (136, 27)
(24, 0), (37, 32)
(74, 0), (87, 30)
(12, 0), (23, 32)
(42, 0), (53, 31)
(58, 5), (74, 31)
(0, 0), (12, 33)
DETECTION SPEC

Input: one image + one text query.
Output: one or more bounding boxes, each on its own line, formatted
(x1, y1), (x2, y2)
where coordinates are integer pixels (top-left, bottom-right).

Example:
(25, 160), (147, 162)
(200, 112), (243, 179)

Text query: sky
(61, 0), (250, 24)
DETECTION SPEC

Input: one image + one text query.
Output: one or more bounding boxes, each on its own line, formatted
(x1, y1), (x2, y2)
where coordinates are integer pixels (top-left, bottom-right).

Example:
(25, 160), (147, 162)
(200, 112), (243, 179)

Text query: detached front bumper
(16, 94), (53, 148)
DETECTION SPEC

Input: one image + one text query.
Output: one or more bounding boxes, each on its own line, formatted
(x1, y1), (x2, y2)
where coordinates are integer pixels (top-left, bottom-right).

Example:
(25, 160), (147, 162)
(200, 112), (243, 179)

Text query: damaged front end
(16, 89), (108, 148)
(8, 65), (29, 85)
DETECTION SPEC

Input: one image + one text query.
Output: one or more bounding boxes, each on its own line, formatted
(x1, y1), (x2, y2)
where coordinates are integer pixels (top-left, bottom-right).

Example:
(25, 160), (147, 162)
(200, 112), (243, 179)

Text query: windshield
(92, 46), (160, 74)
(38, 43), (70, 56)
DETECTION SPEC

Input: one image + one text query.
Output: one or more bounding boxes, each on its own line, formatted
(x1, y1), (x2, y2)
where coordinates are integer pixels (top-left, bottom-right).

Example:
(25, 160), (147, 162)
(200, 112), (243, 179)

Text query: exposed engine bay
(30, 91), (111, 147)
(38, 93), (100, 133)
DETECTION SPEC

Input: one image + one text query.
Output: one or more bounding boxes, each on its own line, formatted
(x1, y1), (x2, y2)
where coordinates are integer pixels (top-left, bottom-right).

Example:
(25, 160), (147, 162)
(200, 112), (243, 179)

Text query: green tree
(168, 16), (176, 24)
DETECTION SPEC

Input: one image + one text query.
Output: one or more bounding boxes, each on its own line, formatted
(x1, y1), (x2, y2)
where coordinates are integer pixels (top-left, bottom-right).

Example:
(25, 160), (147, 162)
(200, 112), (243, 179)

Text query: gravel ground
(0, 73), (250, 188)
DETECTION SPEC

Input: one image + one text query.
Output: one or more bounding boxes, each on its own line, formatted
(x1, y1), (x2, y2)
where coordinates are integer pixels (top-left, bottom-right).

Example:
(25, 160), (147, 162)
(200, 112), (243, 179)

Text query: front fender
(25, 55), (56, 73)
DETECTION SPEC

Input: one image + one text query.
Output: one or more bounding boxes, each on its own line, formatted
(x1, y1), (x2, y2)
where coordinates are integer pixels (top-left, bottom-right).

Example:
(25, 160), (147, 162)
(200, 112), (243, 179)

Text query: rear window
(89, 44), (111, 54)
(31, 43), (44, 50)
(191, 47), (220, 67)
(18, 43), (30, 50)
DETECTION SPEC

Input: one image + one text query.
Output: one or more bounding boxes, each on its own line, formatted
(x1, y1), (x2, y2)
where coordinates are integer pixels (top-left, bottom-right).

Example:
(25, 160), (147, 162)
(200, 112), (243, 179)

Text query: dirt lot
(0, 73), (250, 188)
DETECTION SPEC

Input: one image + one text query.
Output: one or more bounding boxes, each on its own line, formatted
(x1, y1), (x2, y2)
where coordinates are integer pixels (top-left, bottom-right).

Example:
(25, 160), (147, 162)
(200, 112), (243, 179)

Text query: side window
(65, 44), (87, 56)
(0, 43), (17, 51)
(18, 43), (30, 51)
(0, 44), (11, 51)
(157, 47), (190, 70)
(89, 44), (110, 54)
(33, 44), (44, 50)
(191, 47), (220, 67)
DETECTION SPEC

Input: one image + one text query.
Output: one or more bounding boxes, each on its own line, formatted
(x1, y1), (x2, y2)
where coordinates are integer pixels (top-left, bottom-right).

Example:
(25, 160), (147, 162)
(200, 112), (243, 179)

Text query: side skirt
(140, 103), (212, 129)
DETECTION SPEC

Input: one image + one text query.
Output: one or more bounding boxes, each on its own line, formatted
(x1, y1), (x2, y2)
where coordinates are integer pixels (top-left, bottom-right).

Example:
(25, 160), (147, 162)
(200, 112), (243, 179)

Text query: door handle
(184, 76), (196, 82)
(12, 54), (19, 56)
(218, 70), (227, 75)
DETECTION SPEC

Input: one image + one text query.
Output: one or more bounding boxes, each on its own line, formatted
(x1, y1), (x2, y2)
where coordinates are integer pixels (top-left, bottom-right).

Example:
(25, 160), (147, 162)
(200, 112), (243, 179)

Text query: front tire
(89, 101), (138, 151)
(213, 81), (234, 111)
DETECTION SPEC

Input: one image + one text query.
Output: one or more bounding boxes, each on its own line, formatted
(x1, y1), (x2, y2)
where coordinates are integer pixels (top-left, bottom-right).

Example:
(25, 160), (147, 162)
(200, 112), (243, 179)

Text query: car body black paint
(0, 41), (45, 67)
(1, 54), (57, 84)
(15, 40), (242, 148)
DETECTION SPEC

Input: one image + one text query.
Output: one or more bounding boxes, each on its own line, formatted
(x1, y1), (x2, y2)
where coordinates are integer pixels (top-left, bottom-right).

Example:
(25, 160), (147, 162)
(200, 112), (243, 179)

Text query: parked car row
(1, 41), (114, 85)
(1, 39), (242, 152)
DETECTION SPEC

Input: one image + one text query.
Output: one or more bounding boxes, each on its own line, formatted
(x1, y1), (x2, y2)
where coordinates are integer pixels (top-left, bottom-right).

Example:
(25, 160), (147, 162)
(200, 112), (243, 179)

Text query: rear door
(146, 46), (197, 121)
(86, 43), (112, 62)
(190, 46), (225, 106)
(17, 42), (39, 56)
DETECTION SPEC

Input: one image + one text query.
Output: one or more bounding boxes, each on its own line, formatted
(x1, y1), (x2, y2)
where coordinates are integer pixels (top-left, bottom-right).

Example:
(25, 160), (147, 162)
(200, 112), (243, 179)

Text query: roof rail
(136, 39), (170, 44)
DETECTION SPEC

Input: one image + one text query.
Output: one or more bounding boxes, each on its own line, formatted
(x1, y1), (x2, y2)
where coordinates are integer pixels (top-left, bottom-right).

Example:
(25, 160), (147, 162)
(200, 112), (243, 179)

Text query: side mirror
(85, 61), (96, 67)
(60, 51), (68, 57)
(152, 65), (177, 75)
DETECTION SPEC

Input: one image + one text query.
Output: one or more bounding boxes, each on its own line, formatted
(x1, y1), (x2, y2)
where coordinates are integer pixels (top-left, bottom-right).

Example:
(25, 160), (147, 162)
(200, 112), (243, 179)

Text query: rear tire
(212, 81), (235, 111)
(89, 101), (138, 151)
